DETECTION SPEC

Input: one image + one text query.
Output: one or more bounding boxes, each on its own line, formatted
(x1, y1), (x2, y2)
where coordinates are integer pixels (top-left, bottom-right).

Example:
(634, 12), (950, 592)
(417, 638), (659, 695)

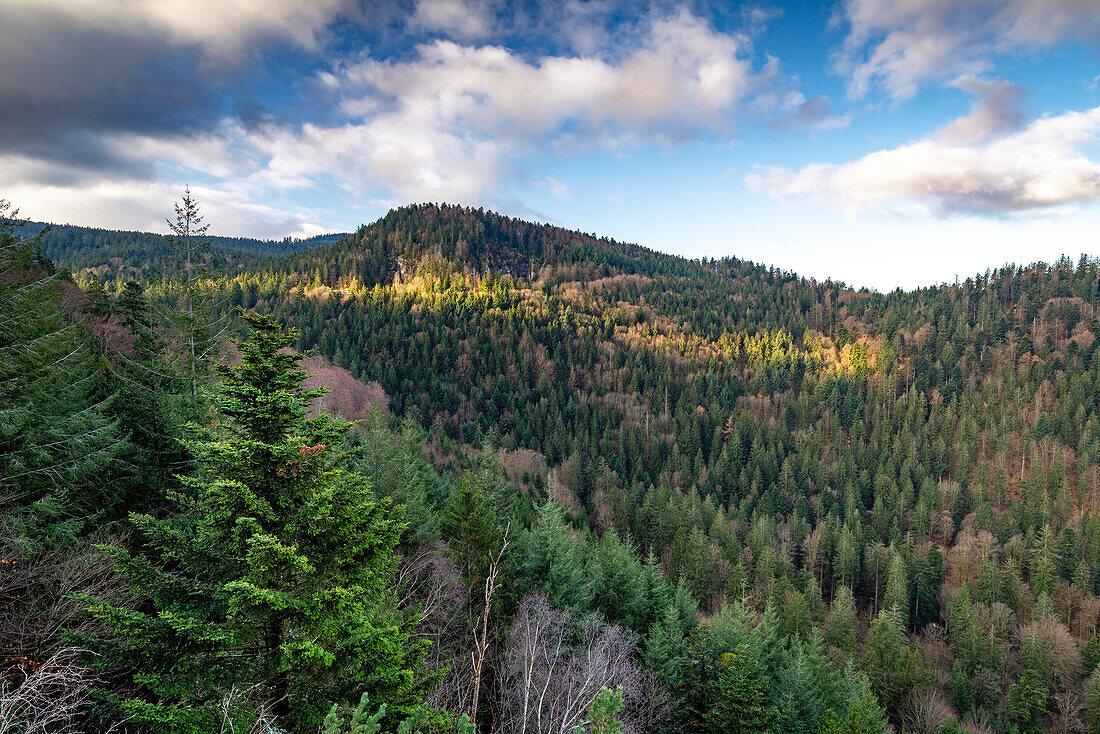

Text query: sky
(2, 0), (1099, 290)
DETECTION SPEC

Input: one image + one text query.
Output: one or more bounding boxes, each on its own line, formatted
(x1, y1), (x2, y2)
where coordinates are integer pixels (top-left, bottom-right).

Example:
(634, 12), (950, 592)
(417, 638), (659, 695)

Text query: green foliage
(520, 500), (592, 610)
(700, 641), (775, 734)
(322, 693), (474, 734)
(645, 602), (689, 682)
(882, 549), (908, 630)
(32, 220), (341, 278)
(1086, 667), (1100, 732)
(441, 445), (503, 582)
(772, 633), (843, 733)
(1030, 525), (1058, 597)
(1003, 670), (1049, 734)
(323, 693), (388, 734)
(818, 670), (888, 734)
(0, 202), (119, 542)
(949, 660), (971, 716)
(709, 649), (775, 733)
(592, 528), (648, 631)
(1082, 635), (1100, 675)
(572, 686), (625, 734)
(840, 672), (889, 734)
(822, 586), (858, 656)
(354, 414), (444, 545)
(86, 312), (429, 732)
(863, 607), (925, 720)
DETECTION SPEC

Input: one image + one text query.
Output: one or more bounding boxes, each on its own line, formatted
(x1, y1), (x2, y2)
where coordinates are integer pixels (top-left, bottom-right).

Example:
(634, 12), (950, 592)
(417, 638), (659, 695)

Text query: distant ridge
(23, 220), (350, 277)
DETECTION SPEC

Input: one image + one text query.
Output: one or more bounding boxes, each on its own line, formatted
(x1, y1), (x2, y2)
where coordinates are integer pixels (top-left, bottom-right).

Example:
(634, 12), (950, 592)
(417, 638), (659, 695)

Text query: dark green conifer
(87, 312), (428, 732)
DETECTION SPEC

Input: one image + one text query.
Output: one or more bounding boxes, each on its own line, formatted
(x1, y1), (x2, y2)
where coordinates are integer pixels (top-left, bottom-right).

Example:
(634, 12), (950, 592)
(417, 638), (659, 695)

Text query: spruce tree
(0, 202), (122, 674)
(520, 499), (592, 610)
(87, 311), (429, 732)
(572, 686), (625, 734)
(0, 201), (118, 541)
(593, 527), (646, 631)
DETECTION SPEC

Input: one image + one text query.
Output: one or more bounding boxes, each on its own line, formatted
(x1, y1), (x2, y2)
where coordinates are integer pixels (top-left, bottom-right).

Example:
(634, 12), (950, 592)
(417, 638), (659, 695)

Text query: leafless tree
(497, 595), (639, 734)
(216, 684), (277, 734)
(625, 670), (673, 734)
(394, 544), (472, 714)
(903, 689), (952, 734)
(0, 648), (91, 733)
(471, 529), (508, 723)
(0, 525), (130, 673)
(1019, 617), (1082, 694)
(1051, 690), (1086, 734)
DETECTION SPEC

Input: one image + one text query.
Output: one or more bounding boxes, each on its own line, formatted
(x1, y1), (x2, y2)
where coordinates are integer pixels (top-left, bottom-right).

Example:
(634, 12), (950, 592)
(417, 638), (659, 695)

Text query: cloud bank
(261, 9), (773, 203)
(1, 2), (817, 231)
(747, 81), (1100, 217)
(837, 0), (1100, 99)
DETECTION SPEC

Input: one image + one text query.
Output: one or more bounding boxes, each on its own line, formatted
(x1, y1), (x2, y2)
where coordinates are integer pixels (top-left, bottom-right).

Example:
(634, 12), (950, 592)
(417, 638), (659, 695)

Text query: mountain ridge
(38, 202), (1100, 300)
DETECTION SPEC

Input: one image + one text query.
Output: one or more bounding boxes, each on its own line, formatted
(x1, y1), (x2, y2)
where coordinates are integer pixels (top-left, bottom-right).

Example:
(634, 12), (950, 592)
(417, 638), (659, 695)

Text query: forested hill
(269, 202), (820, 298)
(12, 199), (1100, 733)
(29, 220), (347, 277)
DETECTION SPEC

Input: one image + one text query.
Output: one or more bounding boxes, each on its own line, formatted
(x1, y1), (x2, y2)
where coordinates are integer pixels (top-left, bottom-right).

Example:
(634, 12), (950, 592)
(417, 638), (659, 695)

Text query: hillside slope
(30, 221), (347, 279)
(16, 201), (1100, 731)
(246, 206), (1100, 555)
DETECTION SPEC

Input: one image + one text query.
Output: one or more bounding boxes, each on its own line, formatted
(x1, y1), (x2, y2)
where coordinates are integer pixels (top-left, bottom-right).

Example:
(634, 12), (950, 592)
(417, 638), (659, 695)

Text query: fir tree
(572, 686), (625, 734)
(520, 499), (592, 610)
(0, 201), (118, 541)
(87, 312), (429, 732)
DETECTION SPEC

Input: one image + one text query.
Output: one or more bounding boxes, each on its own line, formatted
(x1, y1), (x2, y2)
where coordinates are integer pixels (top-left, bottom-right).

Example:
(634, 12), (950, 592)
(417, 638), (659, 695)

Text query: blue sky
(2, 0), (1099, 289)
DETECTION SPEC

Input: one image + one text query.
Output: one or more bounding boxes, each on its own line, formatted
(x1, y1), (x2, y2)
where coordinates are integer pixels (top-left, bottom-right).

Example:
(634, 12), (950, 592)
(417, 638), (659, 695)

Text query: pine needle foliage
(85, 311), (430, 732)
(0, 200), (118, 544)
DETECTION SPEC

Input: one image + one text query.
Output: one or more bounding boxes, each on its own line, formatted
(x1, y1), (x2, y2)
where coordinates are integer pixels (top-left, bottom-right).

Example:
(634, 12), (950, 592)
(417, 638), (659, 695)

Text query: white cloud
(252, 9), (772, 204)
(248, 118), (510, 205)
(343, 10), (760, 138)
(838, 0), (1100, 99)
(545, 177), (571, 199)
(5, 176), (325, 239)
(937, 76), (1023, 143)
(409, 0), (496, 40)
(746, 92), (1100, 216)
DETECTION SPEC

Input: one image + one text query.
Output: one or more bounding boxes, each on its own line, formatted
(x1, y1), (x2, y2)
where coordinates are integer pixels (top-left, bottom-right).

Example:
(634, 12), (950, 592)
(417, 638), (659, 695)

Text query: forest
(7, 194), (1100, 734)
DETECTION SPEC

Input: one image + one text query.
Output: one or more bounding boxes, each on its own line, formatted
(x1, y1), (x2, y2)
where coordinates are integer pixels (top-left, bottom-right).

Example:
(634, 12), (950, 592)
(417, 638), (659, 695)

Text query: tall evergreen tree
(87, 312), (429, 732)
(520, 499), (593, 610)
(165, 188), (224, 400)
(0, 202), (118, 541)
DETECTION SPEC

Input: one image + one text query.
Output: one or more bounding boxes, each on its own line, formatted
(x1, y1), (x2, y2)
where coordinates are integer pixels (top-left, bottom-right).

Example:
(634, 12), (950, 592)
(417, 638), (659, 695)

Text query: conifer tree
(1030, 525), (1058, 597)
(107, 278), (195, 512)
(520, 499), (592, 610)
(702, 642), (774, 734)
(0, 201), (118, 540)
(441, 446), (503, 587)
(882, 550), (908, 629)
(822, 586), (858, 656)
(645, 603), (688, 682)
(573, 686), (625, 734)
(0, 202), (122, 676)
(593, 527), (646, 631)
(87, 312), (428, 732)
(1086, 666), (1100, 731)
(863, 607), (924, 720)
(840, 670), (888, 734)
(165, 188), (225, 399)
